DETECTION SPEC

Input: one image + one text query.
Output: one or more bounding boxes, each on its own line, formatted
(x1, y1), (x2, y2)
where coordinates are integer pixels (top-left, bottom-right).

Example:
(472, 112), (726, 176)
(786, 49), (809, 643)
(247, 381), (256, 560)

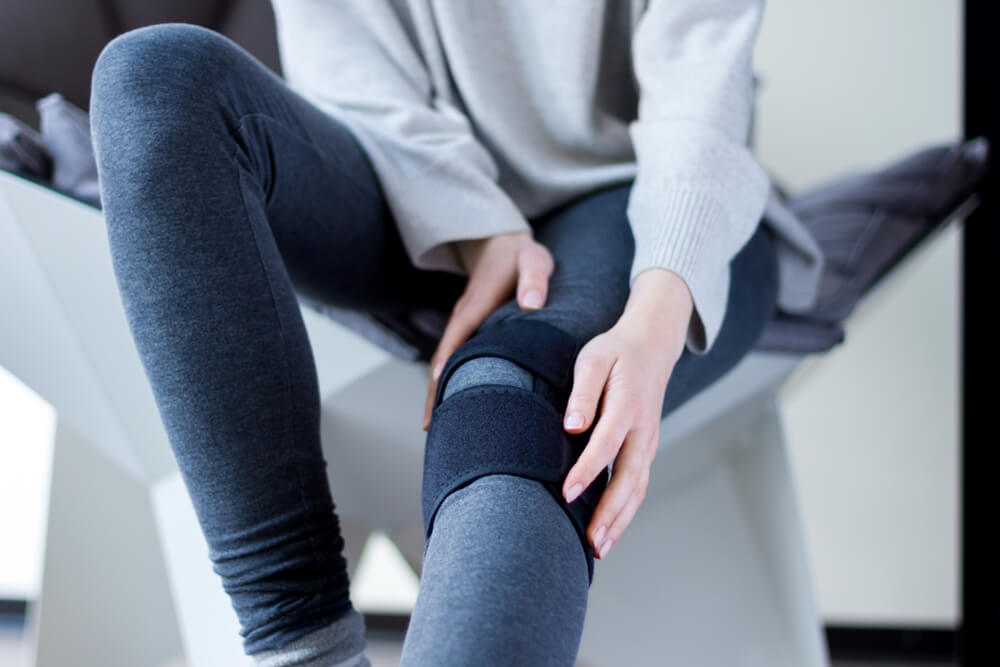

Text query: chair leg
(727, 398), (829, 666)
(339, 516), (375, 581)
(32, 418), (184, 667)
(151, 471), (248, 667)
(577, 396), (828, 667)
(387, 521), (425, 579)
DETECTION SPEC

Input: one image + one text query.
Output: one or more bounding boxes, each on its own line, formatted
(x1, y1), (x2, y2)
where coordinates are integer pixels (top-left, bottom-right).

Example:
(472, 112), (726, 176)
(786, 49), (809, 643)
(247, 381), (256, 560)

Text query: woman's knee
(434, 318), (582, 411)
(440, 356), (534, 401)
(424, 318), (606, 582)
(89, 23), (256, 197)
(90, 23), (239, 129)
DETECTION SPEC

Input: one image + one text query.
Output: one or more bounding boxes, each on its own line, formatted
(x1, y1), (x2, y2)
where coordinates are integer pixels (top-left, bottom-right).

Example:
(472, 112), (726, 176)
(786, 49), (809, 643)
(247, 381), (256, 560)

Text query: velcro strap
(422, 383), (607, 583)
(432, 318), (582, 411)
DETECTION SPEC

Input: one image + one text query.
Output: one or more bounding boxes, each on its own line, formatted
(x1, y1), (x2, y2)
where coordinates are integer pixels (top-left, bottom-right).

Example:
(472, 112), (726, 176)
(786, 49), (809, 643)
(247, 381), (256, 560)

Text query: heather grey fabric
(400, 473), (590, 667)
(441, 356), (534, 401)
(249, 608), (370, 667)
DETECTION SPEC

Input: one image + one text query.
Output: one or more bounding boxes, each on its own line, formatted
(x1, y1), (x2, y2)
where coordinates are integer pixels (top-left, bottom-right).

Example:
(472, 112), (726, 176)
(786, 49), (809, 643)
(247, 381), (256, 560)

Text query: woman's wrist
(620, 268), (694, 345)
(452, 238), (484, 273)
(453, 232), (531, 274)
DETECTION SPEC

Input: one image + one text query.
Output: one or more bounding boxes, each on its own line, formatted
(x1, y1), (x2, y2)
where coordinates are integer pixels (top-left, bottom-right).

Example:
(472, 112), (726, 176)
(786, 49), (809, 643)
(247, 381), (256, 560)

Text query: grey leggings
(89, 23), (778, 666)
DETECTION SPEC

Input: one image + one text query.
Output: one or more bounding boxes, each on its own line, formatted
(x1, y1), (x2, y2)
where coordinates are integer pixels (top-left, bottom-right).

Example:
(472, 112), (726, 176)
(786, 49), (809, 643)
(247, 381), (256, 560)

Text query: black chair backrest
(0, 0), (281, 126)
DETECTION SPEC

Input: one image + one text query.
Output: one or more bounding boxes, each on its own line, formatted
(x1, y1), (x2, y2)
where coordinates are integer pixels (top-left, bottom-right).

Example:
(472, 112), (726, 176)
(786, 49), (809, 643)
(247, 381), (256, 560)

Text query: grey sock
(249, 607), (370, 667)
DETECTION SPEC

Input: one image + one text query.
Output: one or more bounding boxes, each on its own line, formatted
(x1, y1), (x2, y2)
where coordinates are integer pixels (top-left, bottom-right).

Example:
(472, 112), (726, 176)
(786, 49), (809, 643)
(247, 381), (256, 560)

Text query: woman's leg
(401, 184), (779, 665)
(89, 22), (464, 661)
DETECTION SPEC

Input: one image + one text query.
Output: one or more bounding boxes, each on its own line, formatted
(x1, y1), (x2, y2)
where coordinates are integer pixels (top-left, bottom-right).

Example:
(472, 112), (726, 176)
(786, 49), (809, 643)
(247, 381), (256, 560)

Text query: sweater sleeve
(269, 0), (531, 276)
(627, 0), (771, 354)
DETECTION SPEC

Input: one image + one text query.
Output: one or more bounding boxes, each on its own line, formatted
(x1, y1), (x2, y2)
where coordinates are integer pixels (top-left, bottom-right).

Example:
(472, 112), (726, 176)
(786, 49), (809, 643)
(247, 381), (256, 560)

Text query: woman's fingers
(563, 342), (615, 434)
(588, 428), (652, 558)
(562, 370), (634, 503)
(423, 238), (553, 430)
(597, 485), (644, 559)
(423, 291), (487, 429)
(516, 242), (554, 309)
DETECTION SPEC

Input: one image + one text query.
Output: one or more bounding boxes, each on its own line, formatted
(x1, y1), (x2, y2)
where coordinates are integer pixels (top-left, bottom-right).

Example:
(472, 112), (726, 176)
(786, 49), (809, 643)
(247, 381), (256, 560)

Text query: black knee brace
(422, 317), (608, 583)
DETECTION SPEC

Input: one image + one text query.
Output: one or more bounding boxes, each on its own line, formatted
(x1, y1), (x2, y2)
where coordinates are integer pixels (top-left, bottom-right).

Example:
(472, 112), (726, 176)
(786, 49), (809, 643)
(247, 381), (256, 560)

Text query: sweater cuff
(321, 110), (533, 278)
(411, 207), (532, 277)
(628, 185), (734, 355)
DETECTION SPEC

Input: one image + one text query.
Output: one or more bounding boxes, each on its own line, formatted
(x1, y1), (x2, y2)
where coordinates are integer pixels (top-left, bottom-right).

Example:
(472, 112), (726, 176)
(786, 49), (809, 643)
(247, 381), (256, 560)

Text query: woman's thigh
(478, 183), (636, 344)
(91, 22), (465, 317)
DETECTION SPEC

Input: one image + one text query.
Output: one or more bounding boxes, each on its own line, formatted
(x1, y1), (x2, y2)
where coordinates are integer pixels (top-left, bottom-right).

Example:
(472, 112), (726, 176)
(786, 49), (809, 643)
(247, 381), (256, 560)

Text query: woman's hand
(422, 231), (555, 430)
(561, 268), (694, 560)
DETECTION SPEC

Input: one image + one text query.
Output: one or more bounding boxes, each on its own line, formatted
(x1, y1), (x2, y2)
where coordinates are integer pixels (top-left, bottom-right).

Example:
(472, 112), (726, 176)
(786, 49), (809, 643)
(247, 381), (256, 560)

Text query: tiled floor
(0, 619), (953, 667)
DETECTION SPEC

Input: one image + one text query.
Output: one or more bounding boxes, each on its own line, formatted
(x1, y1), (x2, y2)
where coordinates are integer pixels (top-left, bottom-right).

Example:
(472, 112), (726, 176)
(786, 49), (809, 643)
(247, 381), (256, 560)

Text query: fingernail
(565, 483), (583, 503)
(433, 361), (444, 381)
(593, 524), (606, 547)
(523, 289), (543, 309)
(564, 412), (584, 430)
(598, 538), (614, 559)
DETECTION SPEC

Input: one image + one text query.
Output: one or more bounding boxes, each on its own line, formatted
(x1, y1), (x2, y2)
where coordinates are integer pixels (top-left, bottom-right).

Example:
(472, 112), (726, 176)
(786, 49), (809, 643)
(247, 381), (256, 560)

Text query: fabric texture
(399, 473), (590, 667)
(422, 318), (606, 582)
(755, 136), (989, 353)
(425, 383), (601, 578)
(441, 356), (535, 401)
(88, 21), (780, 659)
(269, 0), (811, 354)
(249, 608), (370, 667)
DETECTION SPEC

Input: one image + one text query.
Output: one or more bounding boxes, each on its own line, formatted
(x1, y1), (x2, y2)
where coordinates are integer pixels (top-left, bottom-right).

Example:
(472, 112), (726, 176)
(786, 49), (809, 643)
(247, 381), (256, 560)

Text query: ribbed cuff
(317, 105), (533, 278)
(628, 185), (732, 354)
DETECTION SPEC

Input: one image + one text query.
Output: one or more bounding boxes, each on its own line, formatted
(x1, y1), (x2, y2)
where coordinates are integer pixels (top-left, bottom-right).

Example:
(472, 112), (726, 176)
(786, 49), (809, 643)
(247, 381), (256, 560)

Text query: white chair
(3, 166), (861, 666)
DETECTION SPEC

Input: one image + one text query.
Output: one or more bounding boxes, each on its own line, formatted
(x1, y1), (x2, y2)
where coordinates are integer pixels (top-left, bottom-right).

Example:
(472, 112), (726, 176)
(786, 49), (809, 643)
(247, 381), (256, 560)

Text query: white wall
(0, 365), (54, 599)
(755, 0), (961, 625)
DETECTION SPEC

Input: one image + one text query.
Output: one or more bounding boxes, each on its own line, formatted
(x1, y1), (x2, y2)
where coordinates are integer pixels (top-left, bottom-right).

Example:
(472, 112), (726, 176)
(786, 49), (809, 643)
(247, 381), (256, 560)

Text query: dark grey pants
(90, 22), (778, 665)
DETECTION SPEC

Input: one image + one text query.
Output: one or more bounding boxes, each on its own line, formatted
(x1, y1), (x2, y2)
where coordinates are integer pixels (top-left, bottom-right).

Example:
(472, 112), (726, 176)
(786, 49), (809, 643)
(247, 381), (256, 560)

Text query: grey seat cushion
(756, 137), (989, 353)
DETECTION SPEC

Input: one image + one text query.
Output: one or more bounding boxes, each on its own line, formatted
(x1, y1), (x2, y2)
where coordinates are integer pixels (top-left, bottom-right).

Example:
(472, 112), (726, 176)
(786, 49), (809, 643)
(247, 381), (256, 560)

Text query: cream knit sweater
(269, 0), (822, 353)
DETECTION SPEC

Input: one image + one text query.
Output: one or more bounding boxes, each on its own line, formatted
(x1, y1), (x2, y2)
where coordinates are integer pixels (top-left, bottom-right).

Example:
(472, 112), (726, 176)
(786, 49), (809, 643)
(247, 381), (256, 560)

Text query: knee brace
(422, 317), (608, 583)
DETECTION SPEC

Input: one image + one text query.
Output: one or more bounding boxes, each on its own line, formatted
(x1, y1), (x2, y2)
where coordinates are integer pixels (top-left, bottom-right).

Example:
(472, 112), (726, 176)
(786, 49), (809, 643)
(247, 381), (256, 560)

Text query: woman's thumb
(517, 242), (554, 310)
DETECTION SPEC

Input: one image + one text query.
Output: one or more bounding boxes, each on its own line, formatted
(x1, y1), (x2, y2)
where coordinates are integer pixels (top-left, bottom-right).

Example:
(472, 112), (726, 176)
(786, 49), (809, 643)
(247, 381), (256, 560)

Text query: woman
(89, 1), (788, 664)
